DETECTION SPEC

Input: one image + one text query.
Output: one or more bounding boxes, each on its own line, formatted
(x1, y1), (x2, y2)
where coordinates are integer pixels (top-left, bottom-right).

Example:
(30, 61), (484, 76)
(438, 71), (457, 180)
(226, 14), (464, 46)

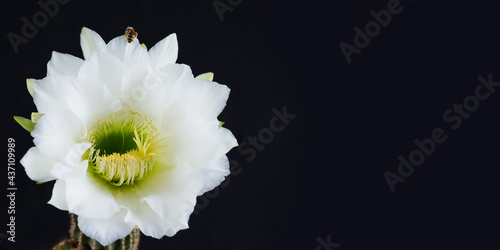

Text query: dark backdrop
(2, 0), (500, 249)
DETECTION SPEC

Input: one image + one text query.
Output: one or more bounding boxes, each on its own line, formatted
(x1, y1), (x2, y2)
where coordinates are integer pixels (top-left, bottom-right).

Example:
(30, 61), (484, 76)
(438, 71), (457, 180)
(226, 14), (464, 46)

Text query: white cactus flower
(18, 27), (237, 246)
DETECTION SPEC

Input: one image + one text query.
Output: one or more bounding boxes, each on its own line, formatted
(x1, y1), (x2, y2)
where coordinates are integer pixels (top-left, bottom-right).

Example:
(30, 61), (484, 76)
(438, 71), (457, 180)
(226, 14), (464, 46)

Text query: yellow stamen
(86, 110), (166, 186)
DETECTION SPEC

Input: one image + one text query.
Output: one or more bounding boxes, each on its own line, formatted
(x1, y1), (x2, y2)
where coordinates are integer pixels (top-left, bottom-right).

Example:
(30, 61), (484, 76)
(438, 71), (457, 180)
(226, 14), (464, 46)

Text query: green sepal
(219, 121), (225, 127)
(141, 43), (147, 49)
(31, 112), (44, 123)
(195, 72), (214, 81)
(26, 78), (35, 97)
(13, 116), (35, 132)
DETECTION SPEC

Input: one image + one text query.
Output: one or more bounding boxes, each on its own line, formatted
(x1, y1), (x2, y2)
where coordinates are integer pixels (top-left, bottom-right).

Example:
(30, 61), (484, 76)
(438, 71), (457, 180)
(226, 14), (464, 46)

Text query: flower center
(86, 111), (164, 186)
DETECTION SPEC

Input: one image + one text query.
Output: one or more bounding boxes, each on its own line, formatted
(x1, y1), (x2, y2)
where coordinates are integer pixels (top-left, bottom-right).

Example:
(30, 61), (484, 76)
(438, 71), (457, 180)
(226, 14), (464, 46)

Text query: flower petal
(77, 51), (126, 99)
(48, 179), (68, 210)
(155, 64), (194, 112)
(19, 146), (58, 183)
(64, 161), (120, 219)
(218, 126), (239, 150)
(118, 62), (191, 119)
(186, 78), (231, 117)
(50, 143), (91, 180)
(78, 209), (134, 246)
(31, 110), (85, 159)
(149, 33), (178, 69)
(159, 98), (237, 194)
(47, 51), (84, 77)
(194, 155), (231, 195)
(67, 78), (120, 130)
(105, 35), (150, 71)
(47, 143), (119, 219)
(160, 100), (220, 164)
(80, 27), (106, 60)
(122, 69), (162, 118)
(162, 73), (230, 117)
(116, 191), (170, 239)
(190, 127), (238, 195)
(33, 74), (75, 113)
(137, 161), (203, 236)
(105, 35), (152, 111)
(189, 127), (237, 194)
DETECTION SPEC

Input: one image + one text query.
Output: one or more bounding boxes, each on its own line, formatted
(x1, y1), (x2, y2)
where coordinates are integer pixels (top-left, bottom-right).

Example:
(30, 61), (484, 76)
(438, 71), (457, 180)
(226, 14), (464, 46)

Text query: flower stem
(52, 213), (140, 250)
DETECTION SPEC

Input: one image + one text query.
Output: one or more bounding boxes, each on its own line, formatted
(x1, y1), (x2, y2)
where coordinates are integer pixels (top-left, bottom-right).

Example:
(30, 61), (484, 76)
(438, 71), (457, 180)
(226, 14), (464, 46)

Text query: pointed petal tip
(80, 27), (106, 60)
(149, 32), (179, 67)
(195, 72), (214, 81)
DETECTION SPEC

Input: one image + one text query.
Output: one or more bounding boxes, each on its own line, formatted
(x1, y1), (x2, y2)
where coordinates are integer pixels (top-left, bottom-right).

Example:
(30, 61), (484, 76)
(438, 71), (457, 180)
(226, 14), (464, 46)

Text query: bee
(124, 27), (138, 43)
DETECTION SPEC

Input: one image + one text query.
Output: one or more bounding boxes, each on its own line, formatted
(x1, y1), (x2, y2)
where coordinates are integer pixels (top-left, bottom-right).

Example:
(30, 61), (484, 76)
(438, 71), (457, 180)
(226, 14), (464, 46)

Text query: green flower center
(86, 111), (164, 186)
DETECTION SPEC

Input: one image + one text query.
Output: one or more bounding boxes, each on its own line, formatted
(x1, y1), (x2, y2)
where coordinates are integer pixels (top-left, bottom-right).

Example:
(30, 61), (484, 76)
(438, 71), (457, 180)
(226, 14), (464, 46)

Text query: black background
(2, 0), (500, 249)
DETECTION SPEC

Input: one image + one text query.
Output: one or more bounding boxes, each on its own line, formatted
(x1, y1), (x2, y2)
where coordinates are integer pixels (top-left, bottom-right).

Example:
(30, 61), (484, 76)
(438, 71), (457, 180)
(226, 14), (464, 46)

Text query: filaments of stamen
(89, 147), (153, 186)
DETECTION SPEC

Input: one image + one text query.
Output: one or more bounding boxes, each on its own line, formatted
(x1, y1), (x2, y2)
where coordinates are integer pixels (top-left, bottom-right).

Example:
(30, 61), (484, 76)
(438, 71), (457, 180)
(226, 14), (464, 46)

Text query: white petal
(218, 126), (239, 150)
(154, 64), (194, 113)
(196, 156), (230, 195)
(195, 128), (237, 194)
(20, 146), (58, 183)
(185, 79), (230, 117)
(149, 33), (178, 69)
(77, 51), (126, 98)
(161, 71), (230, 117)
(50, 143), (91, 180)
(116, 191), (170, 239)
(31, 110), (85, 159)
(125, 68), (168, 119)
(104, 36), (151, 110)
(160, 100), (220, 163)
(48, 179), (68, 210)
(120, 69), (151, 112)
(67, 78), (120, 130)
(78, 209), (134, 246)
(136, 161), (203, 236)
(105, 35), (150, 71)
(64, 161), (120, 218)
(158, 64), (193, 90)
(119, 61), (191, 119)
(33, 74), (75, 113)
(80, 27), (106, 60)
(189, 128), (237, 194)
(47, 51), (84, 77)
(160, 102), (237, 194)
